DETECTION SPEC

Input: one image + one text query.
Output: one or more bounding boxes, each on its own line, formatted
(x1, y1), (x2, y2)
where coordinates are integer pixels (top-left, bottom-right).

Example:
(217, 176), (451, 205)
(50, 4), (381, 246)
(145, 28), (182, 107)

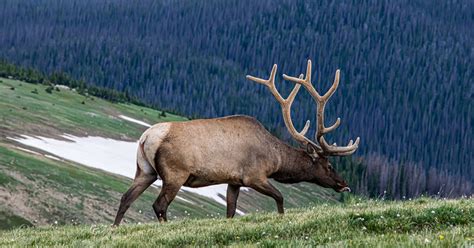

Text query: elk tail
(139, 136), (150, 165)
(136, 135), (156, 176)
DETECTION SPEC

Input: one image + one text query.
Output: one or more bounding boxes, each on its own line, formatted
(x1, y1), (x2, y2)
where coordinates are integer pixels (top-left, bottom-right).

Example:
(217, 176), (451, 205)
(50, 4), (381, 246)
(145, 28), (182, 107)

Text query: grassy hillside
(0, 198), (472, 247)
(0, 77), (185, 140)
(0, 77), (340, 230)
(0, 76), (229, 228)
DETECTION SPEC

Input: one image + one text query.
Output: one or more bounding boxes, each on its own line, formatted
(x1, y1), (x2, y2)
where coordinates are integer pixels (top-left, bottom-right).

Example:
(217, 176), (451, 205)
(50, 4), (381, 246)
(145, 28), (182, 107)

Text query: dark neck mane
(269, 140), (316, 184)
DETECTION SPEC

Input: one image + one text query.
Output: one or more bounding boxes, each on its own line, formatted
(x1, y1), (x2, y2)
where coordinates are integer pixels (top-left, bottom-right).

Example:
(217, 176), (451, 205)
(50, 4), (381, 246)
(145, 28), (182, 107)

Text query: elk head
(247, 60), (360, 193)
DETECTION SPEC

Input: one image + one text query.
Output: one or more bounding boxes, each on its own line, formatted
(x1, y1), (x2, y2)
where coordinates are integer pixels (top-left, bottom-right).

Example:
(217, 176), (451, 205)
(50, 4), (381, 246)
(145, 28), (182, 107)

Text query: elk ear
(306, 144), (319, 161)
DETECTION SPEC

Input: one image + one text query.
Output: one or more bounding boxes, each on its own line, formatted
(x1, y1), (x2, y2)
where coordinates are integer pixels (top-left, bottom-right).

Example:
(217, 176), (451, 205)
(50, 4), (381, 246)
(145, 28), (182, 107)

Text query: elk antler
(283, 60), (360, 156)
(246, 64), (323, 153)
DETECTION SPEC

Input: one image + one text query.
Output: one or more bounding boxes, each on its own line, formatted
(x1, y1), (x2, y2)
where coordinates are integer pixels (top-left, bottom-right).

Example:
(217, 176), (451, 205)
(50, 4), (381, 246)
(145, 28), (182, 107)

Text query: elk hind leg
(113, 166), (157, 226)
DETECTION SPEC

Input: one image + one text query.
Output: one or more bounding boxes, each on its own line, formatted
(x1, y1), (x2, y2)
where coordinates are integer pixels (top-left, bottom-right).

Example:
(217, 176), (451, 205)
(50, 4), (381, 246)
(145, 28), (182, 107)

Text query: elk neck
(269, 142), (317, 184)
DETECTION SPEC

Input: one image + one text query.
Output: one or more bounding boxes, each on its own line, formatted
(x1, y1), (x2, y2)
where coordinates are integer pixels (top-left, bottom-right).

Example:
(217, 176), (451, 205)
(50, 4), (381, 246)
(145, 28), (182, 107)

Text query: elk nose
(340, 187), (351, 192)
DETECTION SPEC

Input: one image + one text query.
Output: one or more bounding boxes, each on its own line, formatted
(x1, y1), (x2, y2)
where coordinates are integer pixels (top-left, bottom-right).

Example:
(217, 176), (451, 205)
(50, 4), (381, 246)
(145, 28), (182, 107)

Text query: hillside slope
(0, 198), (472, 247)
(0, 77), (225, 229)
(0, 0), (472, 184)
(0, 77), (340, 230)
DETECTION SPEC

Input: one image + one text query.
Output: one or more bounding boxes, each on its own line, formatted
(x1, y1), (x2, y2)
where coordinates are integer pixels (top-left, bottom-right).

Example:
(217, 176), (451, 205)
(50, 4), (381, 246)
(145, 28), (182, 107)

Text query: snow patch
(118, 115), (152, 127)
(54, 85), (70, 90)
(14, 146), (42, 156)
(9, 135), (138, 179)
(44, 154), (62, 161)
(181, 186), (229, 206)
(176, 196), (195, 205)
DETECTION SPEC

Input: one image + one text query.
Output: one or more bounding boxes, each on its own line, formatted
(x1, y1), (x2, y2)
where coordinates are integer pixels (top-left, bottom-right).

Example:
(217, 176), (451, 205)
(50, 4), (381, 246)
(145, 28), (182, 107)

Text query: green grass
(0, 77), (186, 139)
(0, 77), (230, 229)
(0, 211), (32, 230)
(0, 198), (471, 247)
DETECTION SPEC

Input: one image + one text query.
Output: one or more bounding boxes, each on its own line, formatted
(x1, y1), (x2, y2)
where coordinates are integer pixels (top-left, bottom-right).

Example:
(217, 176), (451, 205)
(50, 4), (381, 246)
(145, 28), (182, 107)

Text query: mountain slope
(0, 77), (340, 230)
(0, 198), (472, 247)
(0, 0), (472, 183)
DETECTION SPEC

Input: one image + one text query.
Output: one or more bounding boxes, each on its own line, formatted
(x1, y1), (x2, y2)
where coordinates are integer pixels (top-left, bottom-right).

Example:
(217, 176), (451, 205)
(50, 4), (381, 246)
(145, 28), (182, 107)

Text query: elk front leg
(250, 180), (284, 214)
(226, 184), (240, 218)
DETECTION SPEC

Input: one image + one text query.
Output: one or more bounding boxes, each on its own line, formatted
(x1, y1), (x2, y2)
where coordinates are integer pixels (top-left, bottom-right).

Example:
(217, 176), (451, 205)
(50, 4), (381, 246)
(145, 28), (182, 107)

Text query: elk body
(113, 60), (359, 226)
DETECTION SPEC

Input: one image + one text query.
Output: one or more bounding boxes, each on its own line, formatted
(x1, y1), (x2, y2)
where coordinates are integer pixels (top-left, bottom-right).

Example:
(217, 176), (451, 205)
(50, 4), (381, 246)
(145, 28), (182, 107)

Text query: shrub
(45, 86), (54, 94)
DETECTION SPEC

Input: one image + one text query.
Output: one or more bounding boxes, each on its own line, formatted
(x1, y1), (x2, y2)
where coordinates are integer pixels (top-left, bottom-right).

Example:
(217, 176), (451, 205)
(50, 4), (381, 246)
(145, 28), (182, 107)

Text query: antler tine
(317, 70), (341, 136)
(320, 69), (340, 100)
(315, 69), (359, 156)
(282, 60), (360, 157)
(282, 74), (322, 151)
(319, 137), (360, 156)
(247, 68), (322, 151)
(246, 64), (285, 104)
(283, 60), (322, 101)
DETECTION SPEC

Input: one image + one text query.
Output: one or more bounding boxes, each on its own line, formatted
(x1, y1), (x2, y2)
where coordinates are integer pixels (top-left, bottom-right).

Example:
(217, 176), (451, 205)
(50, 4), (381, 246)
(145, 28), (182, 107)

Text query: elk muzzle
(336, 182), (351, 192)
(338, 187), (351, 192)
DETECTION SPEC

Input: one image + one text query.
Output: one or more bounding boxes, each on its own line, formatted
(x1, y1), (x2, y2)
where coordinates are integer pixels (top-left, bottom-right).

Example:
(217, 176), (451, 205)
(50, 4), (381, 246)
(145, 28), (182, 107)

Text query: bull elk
(113, 60), (359, 226)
